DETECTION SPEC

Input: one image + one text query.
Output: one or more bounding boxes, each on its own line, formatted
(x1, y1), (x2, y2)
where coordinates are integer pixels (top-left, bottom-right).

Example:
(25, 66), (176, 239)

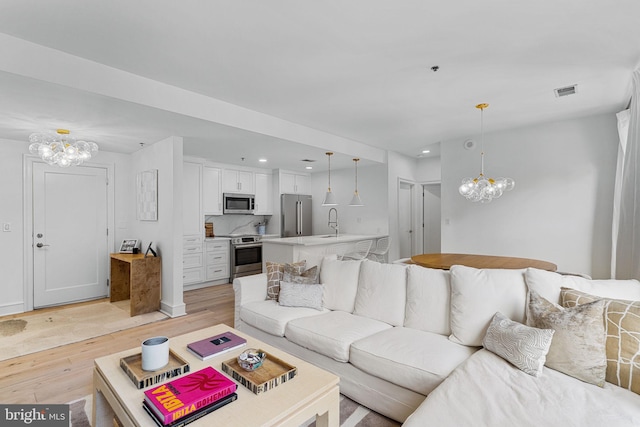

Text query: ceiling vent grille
(555, 85), (577, 97)
(301, 159), (316, 162)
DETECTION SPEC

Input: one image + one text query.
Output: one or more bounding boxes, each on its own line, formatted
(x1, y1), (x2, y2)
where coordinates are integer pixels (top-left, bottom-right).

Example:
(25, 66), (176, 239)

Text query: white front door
(422, 184), (442, 253)
(33, 163), (109, 308)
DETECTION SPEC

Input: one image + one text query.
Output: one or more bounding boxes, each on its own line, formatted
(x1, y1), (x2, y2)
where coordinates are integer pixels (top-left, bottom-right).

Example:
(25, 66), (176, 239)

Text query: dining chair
(342, 240), (373, 261)
(326, 243), (349, 260)
(367, 237), (390, 263)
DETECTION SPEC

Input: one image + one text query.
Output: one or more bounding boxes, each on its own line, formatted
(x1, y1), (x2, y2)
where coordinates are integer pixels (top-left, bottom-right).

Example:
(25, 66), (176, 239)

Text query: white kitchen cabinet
(183, 235), (204, 285)
(205, 239), (230, 282)
(254, 172), (273, 215)
(223, 169), (254, 194)
(183, 161), (203, 236)
(203, 166), (223, 215)
(280, 171), (310, 194)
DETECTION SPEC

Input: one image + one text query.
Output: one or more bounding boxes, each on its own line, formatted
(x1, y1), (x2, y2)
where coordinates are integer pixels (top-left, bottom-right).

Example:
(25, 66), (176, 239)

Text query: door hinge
(107, 279), (110, 287)
(107, 228), (109, 236)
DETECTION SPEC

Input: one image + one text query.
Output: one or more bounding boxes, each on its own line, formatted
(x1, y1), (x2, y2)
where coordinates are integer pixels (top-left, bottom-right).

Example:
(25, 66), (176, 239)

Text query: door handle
(36, 243), (50, 248)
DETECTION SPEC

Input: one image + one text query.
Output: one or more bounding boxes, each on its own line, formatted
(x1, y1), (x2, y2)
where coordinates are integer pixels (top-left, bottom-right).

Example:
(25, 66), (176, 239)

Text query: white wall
(441, 112), (618, 278)
(310, 163), (389, 237)
(131, 137), (186, 317)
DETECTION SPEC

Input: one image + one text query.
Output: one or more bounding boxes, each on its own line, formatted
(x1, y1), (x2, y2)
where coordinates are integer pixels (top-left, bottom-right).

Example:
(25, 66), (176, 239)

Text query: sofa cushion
(278, 281), (323, 311)
(353, 260), (407, 326)
(525, 268), (640, 305)
(266, 261), (306, 301)
(404, 265), (451, 335)
(350, 327), (478, 395)
(527, 290), (606, 386)
(482, 311), (554, 377)
(562, 287), (640, 394)
(285, 311), (391, 362)
(240, 300), (328, 337)
(449, 265), (527, 346)
(320, 259), (363, 312)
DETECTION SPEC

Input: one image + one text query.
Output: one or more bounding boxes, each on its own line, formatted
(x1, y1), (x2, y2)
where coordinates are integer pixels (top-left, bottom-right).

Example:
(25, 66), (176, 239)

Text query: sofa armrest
(232, 273), (268, 328)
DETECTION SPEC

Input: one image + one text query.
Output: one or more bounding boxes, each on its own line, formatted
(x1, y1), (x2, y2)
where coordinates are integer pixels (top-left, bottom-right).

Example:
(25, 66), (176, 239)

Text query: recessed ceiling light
(422, 150), (430, 154)
(305, 166), (313, 170)
(258, 158), (267, 163)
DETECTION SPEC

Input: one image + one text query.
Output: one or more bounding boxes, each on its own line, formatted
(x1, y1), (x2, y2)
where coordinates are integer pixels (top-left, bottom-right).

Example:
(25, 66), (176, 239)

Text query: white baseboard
(0, 301), (25, 316)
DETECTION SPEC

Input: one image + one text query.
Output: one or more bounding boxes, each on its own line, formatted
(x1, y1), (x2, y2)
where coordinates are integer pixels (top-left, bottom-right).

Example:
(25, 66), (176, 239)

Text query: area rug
(67, 393), (400, 427)
(0, 300), (167, 361)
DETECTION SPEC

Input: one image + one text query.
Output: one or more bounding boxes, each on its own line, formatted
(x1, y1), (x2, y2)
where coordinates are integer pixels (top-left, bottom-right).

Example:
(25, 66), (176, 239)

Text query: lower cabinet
(205, 239), (230, 282)
(183, 235), (204, 285)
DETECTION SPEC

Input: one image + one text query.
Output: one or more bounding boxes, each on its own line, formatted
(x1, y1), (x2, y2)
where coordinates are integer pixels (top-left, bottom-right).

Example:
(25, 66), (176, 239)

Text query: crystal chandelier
(29, 129), (99, 168)
(458, 104), (515, 203)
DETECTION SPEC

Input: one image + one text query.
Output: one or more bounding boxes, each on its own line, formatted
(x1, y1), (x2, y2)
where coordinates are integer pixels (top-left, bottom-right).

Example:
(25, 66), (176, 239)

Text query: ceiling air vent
(554, 84), (577, 98)
(301, 159), (316, 162)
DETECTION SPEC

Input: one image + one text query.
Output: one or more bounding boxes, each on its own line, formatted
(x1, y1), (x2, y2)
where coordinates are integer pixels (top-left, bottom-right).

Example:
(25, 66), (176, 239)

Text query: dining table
(409, 253), (557, 271)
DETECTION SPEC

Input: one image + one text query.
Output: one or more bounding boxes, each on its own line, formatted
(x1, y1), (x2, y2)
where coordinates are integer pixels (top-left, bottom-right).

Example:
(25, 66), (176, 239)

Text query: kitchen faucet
(328, 208), (339, 237)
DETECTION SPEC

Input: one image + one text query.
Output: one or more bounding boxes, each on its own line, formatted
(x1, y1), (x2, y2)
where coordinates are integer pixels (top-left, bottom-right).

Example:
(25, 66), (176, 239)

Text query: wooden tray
(120, 349), (190, 389)
(221, 350), (297, 394)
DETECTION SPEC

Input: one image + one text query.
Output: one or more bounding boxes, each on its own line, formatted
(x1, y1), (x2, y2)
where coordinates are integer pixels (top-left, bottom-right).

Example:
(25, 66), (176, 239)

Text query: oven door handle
(234, 243), (263, 249)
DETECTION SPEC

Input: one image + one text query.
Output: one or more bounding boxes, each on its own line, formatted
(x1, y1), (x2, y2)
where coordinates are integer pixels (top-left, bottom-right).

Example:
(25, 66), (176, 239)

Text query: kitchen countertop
(262, 234), (387, 246)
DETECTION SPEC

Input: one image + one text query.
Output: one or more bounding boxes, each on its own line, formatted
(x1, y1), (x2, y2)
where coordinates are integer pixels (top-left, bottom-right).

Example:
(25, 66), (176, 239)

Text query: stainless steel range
(223, 235), (263, 280)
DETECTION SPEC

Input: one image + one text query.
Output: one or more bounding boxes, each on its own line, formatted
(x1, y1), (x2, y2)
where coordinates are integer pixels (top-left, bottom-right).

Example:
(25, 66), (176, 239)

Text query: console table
(410, 253), (557, 271)
(109, 253), (161, 316)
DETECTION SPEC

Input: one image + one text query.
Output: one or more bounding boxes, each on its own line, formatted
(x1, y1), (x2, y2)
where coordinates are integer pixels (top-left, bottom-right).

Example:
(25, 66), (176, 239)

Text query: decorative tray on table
(120, 349), (190, 389)
(221, 351), (297, 395)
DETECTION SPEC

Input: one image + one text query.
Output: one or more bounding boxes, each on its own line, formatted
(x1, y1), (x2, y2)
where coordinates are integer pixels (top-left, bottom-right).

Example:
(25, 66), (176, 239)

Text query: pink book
(143, 366), (237, 425)
(187, 331), (247, 361)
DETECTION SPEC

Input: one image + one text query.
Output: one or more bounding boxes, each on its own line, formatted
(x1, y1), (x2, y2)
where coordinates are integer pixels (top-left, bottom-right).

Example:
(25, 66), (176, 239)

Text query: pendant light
(458, 103), (515, 203)
(349, 158), (364, 206)
(322, 152), (337, 206)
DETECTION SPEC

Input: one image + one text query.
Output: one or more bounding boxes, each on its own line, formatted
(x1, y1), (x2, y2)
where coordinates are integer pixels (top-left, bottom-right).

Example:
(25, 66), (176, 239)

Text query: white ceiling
(0, 0), (639, 172)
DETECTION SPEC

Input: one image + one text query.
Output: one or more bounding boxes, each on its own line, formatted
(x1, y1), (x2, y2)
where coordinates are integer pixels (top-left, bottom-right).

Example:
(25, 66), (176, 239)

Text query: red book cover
(187, 331), (247, 361)
(144, 366), (237, 425)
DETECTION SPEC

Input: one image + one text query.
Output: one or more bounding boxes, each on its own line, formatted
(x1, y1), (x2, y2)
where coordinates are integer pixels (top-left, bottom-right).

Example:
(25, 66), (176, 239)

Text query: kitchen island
(262, 234), (388, 269)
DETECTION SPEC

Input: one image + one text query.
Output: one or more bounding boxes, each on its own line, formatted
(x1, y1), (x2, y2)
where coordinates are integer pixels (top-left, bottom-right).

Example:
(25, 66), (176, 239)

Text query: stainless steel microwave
(223, 193), (255, 214)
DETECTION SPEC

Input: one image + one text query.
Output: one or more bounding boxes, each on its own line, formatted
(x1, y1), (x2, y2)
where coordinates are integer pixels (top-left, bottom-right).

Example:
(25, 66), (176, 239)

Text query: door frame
(22, 155), (115, 312)
(420, 180), (442, 254)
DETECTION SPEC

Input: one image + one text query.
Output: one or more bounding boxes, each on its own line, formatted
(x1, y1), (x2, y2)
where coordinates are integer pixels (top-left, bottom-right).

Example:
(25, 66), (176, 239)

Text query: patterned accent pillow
(283, 265), (319, 285)
(265, 261), (305, 300)
(278, 282), (323, 311)
(562, 287), (640, 394)
(483, 312), (554, 377)
(527, 290), (606, 386)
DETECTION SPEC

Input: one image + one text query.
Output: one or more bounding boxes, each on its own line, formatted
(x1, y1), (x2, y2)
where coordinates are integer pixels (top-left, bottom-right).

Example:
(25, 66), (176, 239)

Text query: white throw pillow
(483, 311), (554, 377)
(449, 265), (528, 347)
(353, 260), (407, 326)
(525, 268), (640, 305)
(404, 265), (451, 335)
(278, 281), (323, 311)
(320, 259), (363, 312)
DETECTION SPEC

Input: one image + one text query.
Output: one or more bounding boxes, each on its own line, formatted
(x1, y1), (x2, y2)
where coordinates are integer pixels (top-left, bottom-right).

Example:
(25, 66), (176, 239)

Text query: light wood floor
(0, 284), (234, 405)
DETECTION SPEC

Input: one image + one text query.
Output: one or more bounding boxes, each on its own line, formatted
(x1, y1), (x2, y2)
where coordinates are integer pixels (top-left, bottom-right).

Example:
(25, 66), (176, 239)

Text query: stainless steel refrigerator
(281, 194), (312, 237)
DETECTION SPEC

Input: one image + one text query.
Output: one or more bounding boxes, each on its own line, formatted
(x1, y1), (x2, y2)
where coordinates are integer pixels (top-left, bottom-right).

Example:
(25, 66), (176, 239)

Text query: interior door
(423, 184), (442, 253)
(398, 182), (414, 259)
(33, 163), (108, 308)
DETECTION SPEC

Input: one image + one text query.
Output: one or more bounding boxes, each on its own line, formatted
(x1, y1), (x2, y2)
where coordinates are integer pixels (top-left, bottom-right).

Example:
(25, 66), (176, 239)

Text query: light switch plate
(2, 223), (11, 232)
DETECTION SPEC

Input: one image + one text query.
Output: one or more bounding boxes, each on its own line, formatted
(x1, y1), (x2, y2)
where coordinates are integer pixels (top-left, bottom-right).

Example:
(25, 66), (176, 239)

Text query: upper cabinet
(203, 166), (223, 215)
(223, 169), (254, 194)
(183, 161), (203, 236)
(280, 171), (310, 194)
(254, 172), (273, 215)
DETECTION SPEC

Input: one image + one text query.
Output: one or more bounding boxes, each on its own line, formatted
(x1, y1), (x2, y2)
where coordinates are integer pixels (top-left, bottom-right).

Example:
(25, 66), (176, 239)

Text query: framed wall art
(137, 169), (158, 221)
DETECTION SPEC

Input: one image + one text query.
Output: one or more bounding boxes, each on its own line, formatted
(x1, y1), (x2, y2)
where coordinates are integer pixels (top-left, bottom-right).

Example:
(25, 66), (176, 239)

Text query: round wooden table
(410, 253), (557, 271)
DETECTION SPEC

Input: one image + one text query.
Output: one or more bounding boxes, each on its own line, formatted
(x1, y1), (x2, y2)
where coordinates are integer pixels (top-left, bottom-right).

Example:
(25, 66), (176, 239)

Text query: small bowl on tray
(237, 348), (266, 372)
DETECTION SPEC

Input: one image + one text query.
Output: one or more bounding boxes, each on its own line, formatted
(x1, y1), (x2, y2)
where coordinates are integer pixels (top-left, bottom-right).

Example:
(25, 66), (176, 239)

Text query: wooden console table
(109, 253), (161, 316)
(410, 253), (557, 271)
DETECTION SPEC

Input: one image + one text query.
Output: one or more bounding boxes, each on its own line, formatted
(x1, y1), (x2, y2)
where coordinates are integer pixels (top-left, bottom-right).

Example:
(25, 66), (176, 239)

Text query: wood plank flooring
(0, 284), (234, 405)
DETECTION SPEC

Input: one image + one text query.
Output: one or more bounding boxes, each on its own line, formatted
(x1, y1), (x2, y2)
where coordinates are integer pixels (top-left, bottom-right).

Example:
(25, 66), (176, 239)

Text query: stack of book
(143, 366), (237, 426)
(187, 331), (247, 361)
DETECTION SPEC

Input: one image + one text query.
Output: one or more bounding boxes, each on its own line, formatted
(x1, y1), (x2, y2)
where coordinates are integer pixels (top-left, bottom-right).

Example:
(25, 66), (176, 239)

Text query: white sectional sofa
(233, 257), (640, 425)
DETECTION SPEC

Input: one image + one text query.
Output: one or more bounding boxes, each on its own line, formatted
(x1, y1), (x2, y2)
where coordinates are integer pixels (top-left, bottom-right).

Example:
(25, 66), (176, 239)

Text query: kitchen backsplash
(205, 214), (271, 236)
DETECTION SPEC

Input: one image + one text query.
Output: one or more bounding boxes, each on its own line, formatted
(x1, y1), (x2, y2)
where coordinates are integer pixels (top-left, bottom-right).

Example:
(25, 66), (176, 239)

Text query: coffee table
(93, 324), (340, 427)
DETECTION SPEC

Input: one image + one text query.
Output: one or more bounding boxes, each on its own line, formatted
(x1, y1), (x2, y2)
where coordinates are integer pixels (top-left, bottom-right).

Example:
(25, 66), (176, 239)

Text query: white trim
(0, 302), (25, 317)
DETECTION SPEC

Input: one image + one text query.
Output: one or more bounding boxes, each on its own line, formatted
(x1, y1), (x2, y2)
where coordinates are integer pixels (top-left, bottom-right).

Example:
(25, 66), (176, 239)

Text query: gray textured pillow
(283, 265), (319, 284)
(278, 281), (323, 310)
(483, 311), (554, 377)
(527, 290), (606, 386)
